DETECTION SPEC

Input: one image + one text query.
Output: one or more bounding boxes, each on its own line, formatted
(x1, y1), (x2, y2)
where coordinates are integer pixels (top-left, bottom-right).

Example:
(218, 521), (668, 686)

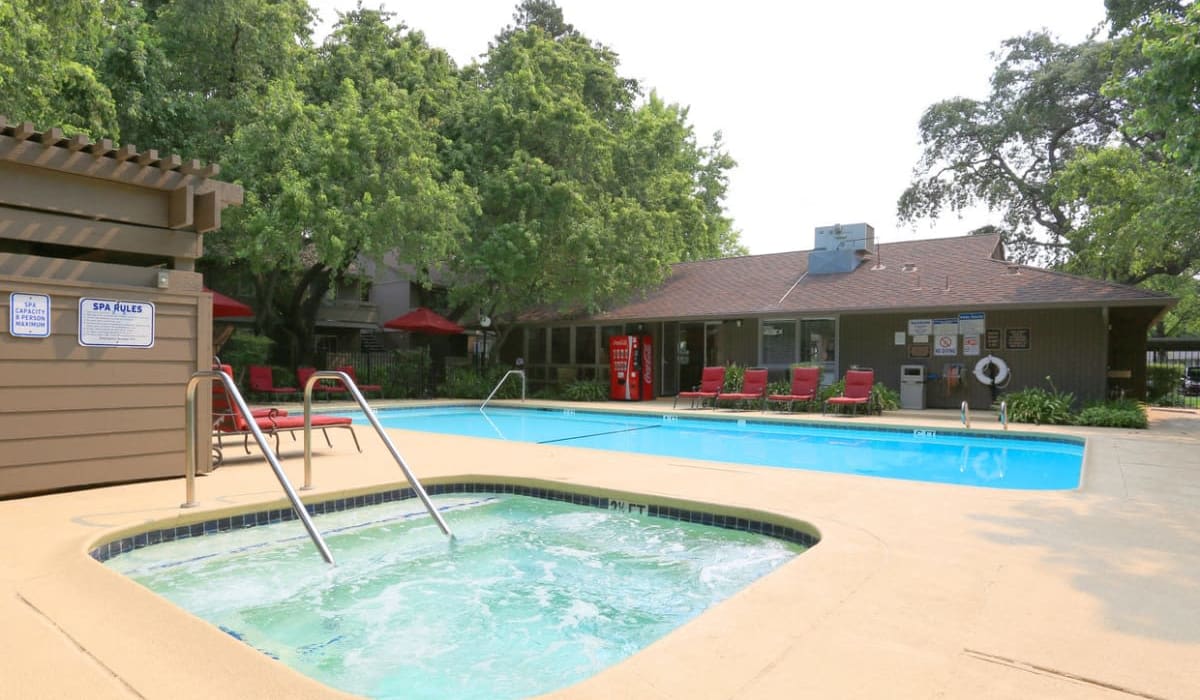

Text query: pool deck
(2, 401), (1198, 699)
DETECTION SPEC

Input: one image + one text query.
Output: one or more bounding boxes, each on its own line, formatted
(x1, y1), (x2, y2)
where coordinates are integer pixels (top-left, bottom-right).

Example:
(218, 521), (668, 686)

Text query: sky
(310, 0), (1108, 255)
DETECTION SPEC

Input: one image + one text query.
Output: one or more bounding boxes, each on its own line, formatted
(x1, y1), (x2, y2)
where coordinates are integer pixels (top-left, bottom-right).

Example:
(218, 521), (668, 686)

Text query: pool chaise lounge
(213, 365), (361, 460)
(673, 366), (726, 409)
(824, 369), (876, 416)
(714, 368), (769, 411)
(766, 366), (821, 412)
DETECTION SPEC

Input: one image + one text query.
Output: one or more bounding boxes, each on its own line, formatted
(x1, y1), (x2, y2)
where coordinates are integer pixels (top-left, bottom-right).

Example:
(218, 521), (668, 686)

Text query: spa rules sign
(78, 298), (156, 348)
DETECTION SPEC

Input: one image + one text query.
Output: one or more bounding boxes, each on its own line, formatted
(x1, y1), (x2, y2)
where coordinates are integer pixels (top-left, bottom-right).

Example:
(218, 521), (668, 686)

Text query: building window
(762, 320), (797, 372)
(575, 326), (596, 364)
(600, 325), (623, 364)
(550, 327), (570, 364)
(528, 327), (548, 364)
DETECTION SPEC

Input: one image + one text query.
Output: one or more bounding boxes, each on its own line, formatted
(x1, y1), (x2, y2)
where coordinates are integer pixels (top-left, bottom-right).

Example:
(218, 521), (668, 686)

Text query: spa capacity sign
(9, 292), (51, 337)
(78, 298), (156, 348)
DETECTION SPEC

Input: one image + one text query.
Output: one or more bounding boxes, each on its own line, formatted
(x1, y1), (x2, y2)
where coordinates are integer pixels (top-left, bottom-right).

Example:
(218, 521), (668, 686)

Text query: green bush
(217, 332), (273, 385)
(1004, 377), (1074, 425)
(384, 349), (428, 399)
(1146, 363), (1183, 401)
(872, 383), (900, 411)
(722, 363), (746, 393)
(563, 379), (608, 401)
(438, 366), (523, 400)
(1074, 400), (1148, 429)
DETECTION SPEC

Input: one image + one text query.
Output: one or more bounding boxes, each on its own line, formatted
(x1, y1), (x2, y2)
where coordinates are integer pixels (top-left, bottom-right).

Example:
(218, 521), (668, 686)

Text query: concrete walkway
(1, 402), (1197, 699)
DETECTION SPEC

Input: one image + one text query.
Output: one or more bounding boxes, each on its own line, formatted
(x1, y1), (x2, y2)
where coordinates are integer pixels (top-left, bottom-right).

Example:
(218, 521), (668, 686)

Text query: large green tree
(0, 0), (122, 137)
(447, 0), (740, 342)
(214, 8), (475, 366)
(898, 33), (1139, 266)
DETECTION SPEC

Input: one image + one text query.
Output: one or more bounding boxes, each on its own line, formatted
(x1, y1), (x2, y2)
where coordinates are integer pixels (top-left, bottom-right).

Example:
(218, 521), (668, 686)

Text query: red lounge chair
(824, 369), (875, 416)
(766, 366), (821, 412)
(248, 365), (298, 400)
(673, 366), (726, 409)
(297, 366), (350, 400)
(714, 368), (769, 411)
(212, 384), (361, 457)
(335, 365), (383, 398)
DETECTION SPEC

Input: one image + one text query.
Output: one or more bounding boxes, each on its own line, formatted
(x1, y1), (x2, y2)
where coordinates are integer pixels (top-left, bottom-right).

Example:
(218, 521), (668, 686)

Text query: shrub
(1146, 363), (1183, 401)
(438, 366), (523, 400)
(1004, 376), (1074, 425)
(872, 383), (900, 411)
(217, 332), (273, 385)
(384, 349), (428, 399)
(563, 379), (608, 401)
(1074, 399), (1148, 429)
(723, 363), (745, 393)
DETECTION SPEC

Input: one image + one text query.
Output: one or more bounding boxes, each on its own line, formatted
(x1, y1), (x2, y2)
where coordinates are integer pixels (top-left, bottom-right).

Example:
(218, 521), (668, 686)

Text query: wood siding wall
(0, 265), (211, 497)
(839, 308), (1109, 409)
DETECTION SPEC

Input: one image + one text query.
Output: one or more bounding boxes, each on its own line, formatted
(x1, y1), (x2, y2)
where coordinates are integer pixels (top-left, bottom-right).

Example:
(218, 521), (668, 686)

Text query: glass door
(800, 318), (837, 385)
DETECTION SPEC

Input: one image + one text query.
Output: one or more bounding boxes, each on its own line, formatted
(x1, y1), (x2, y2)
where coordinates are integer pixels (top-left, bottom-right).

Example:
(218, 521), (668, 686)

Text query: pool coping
(2, 401), (1198, 699)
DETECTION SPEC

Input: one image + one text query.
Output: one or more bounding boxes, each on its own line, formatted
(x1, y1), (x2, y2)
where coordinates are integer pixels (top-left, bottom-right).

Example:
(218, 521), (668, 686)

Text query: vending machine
(608, 334), (654, 401)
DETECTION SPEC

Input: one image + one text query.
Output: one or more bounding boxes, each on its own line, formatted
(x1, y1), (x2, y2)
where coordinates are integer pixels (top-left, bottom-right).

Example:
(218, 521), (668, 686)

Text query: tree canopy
(0, 0), (742, 363)
(901, 3), (1200, 335)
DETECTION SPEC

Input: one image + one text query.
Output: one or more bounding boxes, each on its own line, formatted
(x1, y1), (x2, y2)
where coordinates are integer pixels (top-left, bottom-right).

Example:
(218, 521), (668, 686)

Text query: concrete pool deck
(2, 401), (1198, 699)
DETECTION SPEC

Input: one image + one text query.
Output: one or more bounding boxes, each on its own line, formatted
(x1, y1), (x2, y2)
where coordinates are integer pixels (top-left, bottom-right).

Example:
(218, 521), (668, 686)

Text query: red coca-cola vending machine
(609, 334), (654, 401)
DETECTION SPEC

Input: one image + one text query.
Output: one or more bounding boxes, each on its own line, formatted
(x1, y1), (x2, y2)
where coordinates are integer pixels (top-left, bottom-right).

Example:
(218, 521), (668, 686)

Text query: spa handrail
(301, 370), (453, 538)
(480, 369), (526, 411)
(184, 370), (334, 565)
(999, 400), (1008, 431)
(960, 400), (971, 429)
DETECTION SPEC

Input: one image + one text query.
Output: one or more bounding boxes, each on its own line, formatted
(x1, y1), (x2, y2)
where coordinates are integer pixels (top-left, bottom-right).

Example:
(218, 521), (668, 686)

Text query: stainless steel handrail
(999, 400), (1008, 430)
(480, 369), (526, 411)
(302, 370), (453, 538)
(184, 370), (334, 564)
(960, 400), (971, 429)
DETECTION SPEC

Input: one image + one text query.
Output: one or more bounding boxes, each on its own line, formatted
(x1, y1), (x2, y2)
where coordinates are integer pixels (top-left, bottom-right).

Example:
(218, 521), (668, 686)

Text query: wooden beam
(168, 185), (194, 229)
(194, 190), (220, 233)
(113, 144), (137, 162)
(13, 122), (35, 141)
(179, 159), (203, 175)
(0, 116), (7, 130)
(89, 138), (113, 158)
(40, 127), (63, 145)
(159, 153), (182, 171)
(137, 149), (159, 166)
(0, 202), (203, 260)
(67, 134), (89, 152)
(0, 135), (242, 204)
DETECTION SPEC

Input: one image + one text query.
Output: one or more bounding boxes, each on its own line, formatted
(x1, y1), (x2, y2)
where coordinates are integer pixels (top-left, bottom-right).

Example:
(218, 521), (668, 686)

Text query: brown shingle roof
(529, 234), (1173, 323)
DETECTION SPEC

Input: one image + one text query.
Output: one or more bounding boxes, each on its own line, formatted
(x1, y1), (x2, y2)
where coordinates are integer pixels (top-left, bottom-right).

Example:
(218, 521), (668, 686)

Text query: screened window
(550, 327), (571, 364)
(762, 320), (796, 369)
(575, 326), (596, 364)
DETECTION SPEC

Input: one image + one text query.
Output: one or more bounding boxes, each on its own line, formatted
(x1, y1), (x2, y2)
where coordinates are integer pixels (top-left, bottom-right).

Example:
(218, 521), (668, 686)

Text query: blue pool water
(346, 406), (1083, 490)
(106, 493), (802, 700)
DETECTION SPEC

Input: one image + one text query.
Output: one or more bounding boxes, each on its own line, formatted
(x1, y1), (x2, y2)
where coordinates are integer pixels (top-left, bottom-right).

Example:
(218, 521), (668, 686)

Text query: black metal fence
(1145, 348), (1200, 408)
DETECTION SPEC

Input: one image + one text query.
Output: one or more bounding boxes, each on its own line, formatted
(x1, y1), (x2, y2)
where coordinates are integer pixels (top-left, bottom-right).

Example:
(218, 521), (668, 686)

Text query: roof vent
(1006, 264), (1021, 275)
(809, 223), (874, 275)
(902, 262), (917, 273)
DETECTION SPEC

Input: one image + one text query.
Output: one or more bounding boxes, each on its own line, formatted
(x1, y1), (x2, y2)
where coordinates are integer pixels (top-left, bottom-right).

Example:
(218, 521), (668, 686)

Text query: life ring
(973, 355), (1010, 386)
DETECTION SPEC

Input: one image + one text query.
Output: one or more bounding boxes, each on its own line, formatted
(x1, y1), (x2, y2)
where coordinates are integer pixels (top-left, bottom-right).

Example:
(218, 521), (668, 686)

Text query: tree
(214, 9), (475, 366)
(898, 33), (1138, 265)
(447, 0), (740, 345)
(0, 0), (121, 137)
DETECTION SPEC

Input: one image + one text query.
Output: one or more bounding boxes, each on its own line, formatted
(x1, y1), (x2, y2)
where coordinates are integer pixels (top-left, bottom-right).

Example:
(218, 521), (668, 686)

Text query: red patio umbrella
(382, 306), (465, 334)
(205, 287), (254, 318)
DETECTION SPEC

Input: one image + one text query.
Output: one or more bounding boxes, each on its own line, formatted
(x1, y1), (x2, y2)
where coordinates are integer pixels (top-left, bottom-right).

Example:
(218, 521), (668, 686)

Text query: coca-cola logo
(642, 341), (653, 386)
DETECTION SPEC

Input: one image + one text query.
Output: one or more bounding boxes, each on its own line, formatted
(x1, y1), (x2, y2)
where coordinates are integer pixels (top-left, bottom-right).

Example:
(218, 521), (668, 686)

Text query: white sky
(310, 0), (1107, 254)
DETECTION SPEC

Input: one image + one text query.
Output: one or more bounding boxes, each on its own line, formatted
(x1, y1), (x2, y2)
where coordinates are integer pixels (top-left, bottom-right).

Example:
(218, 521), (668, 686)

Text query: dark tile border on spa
(90, 482), (819, 563)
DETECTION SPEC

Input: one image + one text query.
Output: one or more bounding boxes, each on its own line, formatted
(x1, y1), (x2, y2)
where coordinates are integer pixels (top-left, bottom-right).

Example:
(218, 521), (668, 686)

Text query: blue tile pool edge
(90, 481), (820, 563)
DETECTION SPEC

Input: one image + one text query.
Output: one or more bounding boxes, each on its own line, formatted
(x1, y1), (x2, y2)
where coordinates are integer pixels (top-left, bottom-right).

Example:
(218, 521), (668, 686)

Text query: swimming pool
(344, 406), (1083, 490)
(104, 491), (804, 700)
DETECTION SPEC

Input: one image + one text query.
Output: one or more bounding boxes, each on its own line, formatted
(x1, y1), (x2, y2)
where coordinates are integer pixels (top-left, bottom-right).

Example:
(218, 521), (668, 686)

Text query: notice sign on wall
(78, 298), (155, 348)
(9, 292), (51, 338)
